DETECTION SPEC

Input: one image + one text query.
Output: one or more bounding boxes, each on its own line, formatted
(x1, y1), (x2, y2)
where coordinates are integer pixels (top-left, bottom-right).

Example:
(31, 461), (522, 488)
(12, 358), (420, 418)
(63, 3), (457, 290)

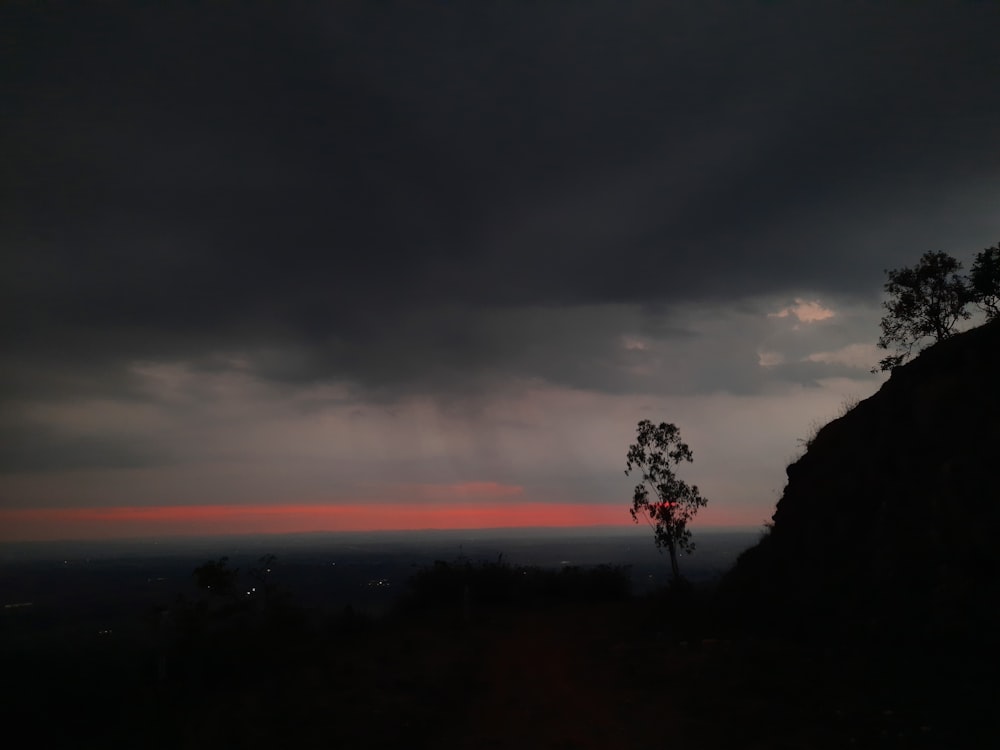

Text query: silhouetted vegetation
(625, 419), (708, 584)
(970, 243), (1000, 319)
(875, 244), (1000, 370)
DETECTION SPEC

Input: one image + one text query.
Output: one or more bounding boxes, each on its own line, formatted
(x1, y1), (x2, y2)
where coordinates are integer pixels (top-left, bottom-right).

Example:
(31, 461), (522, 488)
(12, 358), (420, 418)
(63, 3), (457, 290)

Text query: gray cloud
(3, 2), (999, 457)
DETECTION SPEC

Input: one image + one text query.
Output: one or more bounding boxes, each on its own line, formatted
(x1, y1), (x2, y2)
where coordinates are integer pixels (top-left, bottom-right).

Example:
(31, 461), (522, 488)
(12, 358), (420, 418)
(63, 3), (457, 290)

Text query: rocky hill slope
(722, 318), (1000, 643)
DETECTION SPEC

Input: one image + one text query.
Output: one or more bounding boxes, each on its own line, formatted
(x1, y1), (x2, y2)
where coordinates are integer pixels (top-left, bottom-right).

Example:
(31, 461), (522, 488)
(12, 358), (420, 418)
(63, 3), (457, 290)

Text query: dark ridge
(720, 317), (1000, 646)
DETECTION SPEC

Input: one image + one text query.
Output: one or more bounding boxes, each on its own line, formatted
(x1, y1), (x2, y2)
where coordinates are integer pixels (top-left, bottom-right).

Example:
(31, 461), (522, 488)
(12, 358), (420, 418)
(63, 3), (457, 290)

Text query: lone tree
(874, 250), (972, 372)
(970, 243), (1000, 321)
(625, 419), (707, 585)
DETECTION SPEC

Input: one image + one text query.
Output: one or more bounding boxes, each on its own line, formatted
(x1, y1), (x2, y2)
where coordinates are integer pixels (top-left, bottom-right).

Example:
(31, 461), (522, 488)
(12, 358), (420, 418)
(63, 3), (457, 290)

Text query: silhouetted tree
(874, 251), (972, 371)
(970, 244), (1000, 320)
(626, 419), (707, 585)
(194, 556), (239, 599)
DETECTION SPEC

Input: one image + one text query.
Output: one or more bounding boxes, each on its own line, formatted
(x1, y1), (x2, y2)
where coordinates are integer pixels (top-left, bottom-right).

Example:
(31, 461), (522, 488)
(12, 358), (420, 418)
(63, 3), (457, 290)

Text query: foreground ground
(5, 594), (987, 749)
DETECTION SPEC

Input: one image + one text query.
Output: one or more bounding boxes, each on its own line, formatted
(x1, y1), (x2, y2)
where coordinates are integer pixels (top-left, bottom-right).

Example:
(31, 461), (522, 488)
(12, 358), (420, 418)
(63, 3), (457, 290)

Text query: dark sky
(2, 1), (999, 538)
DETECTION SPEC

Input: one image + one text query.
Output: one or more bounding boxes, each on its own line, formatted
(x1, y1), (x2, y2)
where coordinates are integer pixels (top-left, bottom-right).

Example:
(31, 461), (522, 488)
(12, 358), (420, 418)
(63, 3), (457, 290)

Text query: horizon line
(0, 502), (767, 543)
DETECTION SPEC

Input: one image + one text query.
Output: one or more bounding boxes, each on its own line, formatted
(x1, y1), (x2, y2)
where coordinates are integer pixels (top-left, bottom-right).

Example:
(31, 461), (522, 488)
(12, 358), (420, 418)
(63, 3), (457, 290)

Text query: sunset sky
(3, 2), (999, 541)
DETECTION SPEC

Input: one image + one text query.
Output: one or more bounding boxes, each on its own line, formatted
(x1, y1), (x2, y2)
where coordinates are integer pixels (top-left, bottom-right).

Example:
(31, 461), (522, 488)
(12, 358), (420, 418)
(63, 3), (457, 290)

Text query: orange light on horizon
(0, 502), (624, 542)
(0, 502), (763, 542)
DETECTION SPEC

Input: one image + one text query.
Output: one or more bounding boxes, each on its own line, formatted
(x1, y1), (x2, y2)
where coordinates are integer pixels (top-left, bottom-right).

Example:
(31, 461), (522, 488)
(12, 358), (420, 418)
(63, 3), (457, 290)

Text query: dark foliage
(193, 556), (239, 598)
(875, 244), (1000, 371)
(625, 419), (707, 584)
(874, 250), (971, 371)
(969, 243), (1000, 320)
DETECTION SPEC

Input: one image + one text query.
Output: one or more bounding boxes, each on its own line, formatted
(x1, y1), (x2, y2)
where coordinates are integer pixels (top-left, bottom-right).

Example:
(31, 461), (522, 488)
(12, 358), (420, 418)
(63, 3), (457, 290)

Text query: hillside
(722, 318), (1000, 644)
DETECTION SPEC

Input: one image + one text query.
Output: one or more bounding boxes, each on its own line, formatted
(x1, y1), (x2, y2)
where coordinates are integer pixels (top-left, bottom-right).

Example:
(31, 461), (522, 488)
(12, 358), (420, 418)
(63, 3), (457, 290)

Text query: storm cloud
(2, 2), (999, 527)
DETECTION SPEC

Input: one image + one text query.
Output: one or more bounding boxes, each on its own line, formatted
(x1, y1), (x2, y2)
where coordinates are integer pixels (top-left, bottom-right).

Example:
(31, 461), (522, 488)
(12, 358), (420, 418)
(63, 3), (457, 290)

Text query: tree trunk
(667, 540), (681, 585)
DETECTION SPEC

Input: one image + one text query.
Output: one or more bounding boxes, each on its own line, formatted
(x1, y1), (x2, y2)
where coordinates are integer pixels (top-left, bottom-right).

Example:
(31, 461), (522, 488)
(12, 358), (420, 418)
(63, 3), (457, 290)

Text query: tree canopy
(625, 419), (707, 585)
(970, 244), (1000, 321)
(874, 245), (1000, 372)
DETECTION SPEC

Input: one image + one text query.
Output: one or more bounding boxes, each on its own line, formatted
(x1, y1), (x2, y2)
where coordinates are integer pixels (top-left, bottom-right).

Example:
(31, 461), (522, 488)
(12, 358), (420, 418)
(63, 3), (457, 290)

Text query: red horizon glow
(0, 502), (761, 542)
